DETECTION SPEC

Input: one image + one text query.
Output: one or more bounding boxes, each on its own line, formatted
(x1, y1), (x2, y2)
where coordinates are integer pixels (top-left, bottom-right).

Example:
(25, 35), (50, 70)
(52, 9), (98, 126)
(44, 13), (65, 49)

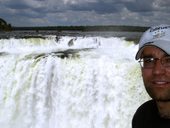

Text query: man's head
(136, 24), (170, 60)
(136, 24), (170, 101)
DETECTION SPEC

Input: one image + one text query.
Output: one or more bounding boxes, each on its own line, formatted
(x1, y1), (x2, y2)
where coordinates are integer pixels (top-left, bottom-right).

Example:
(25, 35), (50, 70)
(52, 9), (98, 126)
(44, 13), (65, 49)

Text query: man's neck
(157, 101), (170, 119)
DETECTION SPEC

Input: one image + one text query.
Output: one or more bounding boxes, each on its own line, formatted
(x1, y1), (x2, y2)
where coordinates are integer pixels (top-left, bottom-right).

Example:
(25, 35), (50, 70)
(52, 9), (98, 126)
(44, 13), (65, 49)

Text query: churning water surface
(0, 35), (150, 128)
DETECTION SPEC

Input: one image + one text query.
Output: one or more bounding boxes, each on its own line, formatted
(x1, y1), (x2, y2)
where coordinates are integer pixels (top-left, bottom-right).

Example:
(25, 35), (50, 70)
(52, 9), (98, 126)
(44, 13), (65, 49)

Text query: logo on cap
(152, 30), (165, 39)
(150, 25), (170, 39)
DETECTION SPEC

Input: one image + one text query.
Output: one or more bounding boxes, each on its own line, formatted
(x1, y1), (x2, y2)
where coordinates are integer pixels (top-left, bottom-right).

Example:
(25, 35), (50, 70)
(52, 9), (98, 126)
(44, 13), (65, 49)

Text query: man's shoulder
(136, 100), (157, 113)
(132, 100), (158, 128)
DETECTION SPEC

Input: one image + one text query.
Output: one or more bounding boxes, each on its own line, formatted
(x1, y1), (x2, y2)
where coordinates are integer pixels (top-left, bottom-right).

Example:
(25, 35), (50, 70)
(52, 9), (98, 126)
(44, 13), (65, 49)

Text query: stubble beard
(145, 86), (170, 102)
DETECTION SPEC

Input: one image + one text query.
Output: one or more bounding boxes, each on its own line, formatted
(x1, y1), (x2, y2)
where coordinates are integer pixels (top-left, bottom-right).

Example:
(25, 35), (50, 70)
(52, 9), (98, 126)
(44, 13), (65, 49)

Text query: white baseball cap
(135, 24), (170, 60)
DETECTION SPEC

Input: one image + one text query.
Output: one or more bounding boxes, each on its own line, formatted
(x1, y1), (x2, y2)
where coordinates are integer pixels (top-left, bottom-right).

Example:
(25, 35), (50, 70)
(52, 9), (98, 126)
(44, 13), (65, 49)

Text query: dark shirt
(132, 100), (170, 128)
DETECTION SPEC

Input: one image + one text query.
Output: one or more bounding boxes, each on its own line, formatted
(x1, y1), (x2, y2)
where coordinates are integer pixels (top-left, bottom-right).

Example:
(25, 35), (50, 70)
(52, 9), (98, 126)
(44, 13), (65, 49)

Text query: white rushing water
(0, 36), (150, 128)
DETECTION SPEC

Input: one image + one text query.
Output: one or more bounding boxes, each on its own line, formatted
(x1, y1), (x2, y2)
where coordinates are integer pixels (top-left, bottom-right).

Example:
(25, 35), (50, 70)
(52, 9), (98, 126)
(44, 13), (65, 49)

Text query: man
(132, 24), (170, 128)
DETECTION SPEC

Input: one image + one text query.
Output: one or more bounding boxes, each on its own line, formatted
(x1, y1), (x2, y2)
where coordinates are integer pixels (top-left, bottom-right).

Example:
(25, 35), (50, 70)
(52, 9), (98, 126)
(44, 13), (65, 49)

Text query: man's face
(141, 46), (170, 101)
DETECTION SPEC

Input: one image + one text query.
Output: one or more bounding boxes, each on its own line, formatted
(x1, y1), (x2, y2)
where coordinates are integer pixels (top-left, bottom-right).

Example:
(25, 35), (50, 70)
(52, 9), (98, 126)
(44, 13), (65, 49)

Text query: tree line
(0, 17), (148, 32)
(0, 18), (12, 31)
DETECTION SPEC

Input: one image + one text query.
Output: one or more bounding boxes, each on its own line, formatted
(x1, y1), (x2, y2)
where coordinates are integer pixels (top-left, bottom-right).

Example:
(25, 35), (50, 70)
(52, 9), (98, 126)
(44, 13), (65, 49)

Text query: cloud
(69, 1), (124, 14)
(0, 0), (170, 26)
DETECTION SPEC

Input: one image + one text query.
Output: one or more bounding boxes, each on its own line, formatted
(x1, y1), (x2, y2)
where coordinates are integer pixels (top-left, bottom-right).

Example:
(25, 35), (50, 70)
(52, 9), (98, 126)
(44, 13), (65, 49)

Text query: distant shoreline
(12, 25), (148, 32)
(0, 25), (148, 43)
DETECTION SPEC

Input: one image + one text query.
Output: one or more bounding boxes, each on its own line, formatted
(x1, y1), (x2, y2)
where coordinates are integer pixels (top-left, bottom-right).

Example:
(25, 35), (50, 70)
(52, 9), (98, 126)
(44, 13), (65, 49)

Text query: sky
(0, 0), (170, 27)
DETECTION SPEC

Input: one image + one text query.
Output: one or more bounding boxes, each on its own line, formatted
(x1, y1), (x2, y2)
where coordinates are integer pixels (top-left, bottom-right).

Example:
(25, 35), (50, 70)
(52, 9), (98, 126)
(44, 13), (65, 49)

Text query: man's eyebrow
(164, 54), (170, 57)
(141, 55), (154, 58)
(141, 53), (170, 58)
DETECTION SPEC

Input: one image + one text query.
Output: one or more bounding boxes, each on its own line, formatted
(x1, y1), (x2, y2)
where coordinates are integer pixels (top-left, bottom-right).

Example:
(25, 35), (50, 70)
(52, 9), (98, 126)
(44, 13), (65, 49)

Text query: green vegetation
(13, 25), (148, 32)
(0, 18), (12, 31)
(0, 17), (148, 32)
(0, 17), (148, 42)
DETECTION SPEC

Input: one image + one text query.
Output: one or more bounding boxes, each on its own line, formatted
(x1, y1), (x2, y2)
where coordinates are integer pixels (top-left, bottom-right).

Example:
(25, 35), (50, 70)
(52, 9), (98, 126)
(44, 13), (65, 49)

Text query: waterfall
(0, 36), (150, 128)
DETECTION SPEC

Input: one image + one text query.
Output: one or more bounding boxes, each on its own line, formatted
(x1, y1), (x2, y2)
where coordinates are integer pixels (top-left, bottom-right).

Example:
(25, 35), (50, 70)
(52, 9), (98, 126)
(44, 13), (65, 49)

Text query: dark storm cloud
(4, 1), (30, 10)
(67, 0), (168, 14)
(69, 1), (124, 14)
(68, 0), (154, 14)
(126, 0), (170, 12)
(125, 0), (155, 12)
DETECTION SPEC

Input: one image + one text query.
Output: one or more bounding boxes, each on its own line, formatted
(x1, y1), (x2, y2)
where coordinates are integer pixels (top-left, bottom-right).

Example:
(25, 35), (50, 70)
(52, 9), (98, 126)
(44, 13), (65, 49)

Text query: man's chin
(154, 98), (170, 102)
(146, 88), (170, 101)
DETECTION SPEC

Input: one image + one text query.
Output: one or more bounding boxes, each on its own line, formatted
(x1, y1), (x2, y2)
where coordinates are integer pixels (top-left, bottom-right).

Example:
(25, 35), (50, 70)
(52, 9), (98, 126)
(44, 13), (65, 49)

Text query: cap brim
(135, 40), (170, 60)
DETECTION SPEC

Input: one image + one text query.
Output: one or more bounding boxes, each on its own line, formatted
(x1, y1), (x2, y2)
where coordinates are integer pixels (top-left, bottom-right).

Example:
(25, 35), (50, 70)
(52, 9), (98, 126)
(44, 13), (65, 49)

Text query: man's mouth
(152, 80), (170, 86)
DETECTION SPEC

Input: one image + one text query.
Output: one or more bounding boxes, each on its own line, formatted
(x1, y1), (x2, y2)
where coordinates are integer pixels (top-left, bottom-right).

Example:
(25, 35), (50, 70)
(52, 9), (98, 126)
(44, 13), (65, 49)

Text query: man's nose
(152, 60), (166, 75)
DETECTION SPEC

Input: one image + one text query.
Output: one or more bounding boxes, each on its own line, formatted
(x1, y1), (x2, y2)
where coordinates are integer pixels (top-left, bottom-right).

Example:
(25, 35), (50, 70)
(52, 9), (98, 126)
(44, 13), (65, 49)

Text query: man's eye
(144, 58), (154, 63)
(165, 57), (170, 63)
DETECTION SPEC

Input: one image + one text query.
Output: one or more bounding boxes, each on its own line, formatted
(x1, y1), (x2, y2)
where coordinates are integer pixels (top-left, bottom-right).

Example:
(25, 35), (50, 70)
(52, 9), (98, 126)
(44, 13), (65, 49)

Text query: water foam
(0, 36), (150, 128)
